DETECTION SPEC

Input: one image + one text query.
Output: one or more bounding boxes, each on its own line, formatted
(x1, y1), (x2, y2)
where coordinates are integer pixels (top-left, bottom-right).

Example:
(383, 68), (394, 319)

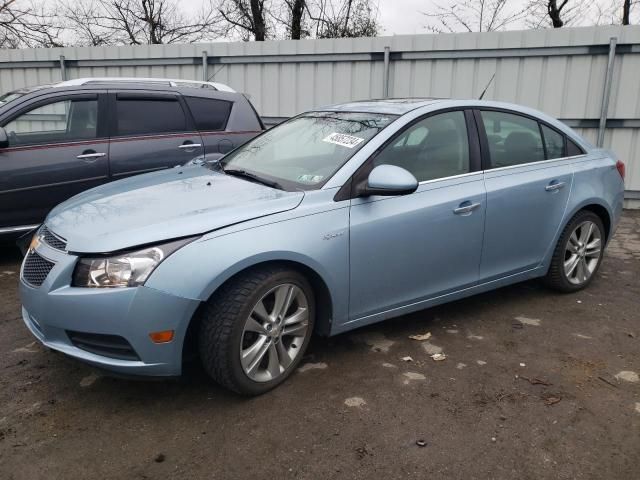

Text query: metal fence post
(597, 37), (617, 147)
(383, 46), (390, 99)
(202, 50), (208, 82)
(59, 55), (67, 81)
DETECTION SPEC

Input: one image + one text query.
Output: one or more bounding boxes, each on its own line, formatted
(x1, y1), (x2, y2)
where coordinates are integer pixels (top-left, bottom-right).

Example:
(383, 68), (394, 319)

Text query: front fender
(145, 206), (350, 329)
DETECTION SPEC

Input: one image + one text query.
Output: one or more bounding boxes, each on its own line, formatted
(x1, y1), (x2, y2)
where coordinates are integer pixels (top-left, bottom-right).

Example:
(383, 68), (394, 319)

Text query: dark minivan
(0, 77), (264, 237)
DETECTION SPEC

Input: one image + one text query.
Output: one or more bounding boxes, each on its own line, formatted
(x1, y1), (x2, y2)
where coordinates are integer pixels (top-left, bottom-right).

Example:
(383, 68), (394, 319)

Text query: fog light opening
(149, 330), (175, 344)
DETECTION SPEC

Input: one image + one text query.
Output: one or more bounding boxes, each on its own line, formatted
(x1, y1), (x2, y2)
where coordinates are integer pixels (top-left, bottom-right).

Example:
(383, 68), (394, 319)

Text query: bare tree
(61, 0), (223, 46)
(287, 0), (306, 39)
(622, 0), (638, 24)
(0, 0), (63, 48)
(547, 0), (568, 27)
(218, 0), (270, 41)
(525, 0), (590, 28)
(306, 0), (379, 38)
(424, 0), (528, 33)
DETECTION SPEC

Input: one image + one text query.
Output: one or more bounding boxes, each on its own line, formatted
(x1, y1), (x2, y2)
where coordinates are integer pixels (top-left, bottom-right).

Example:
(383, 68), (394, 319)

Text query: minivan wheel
(544, 211), (605, 293)
(198, 267), (315, 395)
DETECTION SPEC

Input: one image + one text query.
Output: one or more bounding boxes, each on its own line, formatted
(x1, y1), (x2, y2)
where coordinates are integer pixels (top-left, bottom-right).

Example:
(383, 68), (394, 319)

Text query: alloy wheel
(563, 220), (602, 285)
(240, 283), (309, 382)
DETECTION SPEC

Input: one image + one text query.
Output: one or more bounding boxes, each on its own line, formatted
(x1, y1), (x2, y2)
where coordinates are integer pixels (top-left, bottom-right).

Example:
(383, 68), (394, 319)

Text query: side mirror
(359, 164), (418, 197)
(0, 127), (8, 149)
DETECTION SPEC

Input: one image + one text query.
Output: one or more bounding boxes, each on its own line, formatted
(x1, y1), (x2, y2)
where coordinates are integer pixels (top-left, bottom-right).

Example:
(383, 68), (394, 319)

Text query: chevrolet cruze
(19, 99), (625, 395)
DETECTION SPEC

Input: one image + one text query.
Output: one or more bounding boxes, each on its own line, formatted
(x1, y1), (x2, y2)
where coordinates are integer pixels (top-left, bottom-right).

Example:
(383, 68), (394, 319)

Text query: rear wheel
(544, 211), (605, 293)
(198, 266), (314, 395)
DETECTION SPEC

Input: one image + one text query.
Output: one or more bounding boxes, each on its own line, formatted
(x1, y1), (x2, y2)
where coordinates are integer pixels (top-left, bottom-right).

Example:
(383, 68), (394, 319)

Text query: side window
(115, 97), (187, 136)
(374, 111), (470, 182)
(567, 138), (584, 156)
(480, 110), (544, 168)
(184, 97), (232, 131)
(541, 124), (565, 159)
(3, 98), (98, 147)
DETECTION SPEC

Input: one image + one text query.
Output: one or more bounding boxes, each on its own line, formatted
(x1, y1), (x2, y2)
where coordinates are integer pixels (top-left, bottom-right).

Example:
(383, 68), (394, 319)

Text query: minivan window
(220, 111), (396, 189)
(374, 111), (470, 182)
(3, 98), (98, 147)
(481, 110), (544, 168)
(185, 97), (232, 131)
(115, 97), (187, 136)
(541, 124), (565, 159)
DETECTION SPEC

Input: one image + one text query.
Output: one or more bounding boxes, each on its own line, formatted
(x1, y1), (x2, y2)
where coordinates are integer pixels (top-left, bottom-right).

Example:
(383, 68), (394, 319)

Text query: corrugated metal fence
(1, 25), (639, 206)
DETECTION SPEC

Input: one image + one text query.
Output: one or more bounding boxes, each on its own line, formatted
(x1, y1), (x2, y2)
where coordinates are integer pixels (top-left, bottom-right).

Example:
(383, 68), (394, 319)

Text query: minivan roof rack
(55, 77), (236, 93)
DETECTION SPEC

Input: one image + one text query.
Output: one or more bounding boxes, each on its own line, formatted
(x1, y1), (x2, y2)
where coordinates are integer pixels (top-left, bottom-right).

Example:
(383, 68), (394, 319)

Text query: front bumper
(19, 241), (201, 377)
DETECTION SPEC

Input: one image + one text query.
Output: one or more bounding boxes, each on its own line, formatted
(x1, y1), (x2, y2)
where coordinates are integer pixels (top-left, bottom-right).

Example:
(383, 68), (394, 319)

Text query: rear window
(184, 97), (232, 131)
(480, 110), (545, 168)
(115, 97), (187, 136)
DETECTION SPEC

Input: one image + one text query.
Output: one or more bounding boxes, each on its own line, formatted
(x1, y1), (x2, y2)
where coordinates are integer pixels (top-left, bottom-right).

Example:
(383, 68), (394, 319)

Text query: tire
(198, 266), (315, 395)
(544, 210), (605, 293)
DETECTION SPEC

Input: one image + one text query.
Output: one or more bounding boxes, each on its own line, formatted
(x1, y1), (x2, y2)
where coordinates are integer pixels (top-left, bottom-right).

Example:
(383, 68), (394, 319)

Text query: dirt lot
(0, 212), (638, 480)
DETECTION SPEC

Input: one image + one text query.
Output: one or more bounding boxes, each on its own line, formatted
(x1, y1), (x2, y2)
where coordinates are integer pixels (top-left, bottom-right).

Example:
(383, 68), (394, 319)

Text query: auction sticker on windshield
(323, 132), (365, 148)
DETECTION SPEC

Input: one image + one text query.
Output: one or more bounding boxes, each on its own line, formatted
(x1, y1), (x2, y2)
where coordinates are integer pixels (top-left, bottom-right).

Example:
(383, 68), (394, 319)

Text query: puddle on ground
(297, 362), (328, 373)
(515, 316), (541, 326)
(344, 397), (366, 408)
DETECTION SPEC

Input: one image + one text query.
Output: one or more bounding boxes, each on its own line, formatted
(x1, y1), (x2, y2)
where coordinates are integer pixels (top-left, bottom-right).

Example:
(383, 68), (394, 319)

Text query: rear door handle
(545, 181), (566, 192)
(178, 143), (202, 150)
(453, 202), (481, 215)
(77, 152), (106, 160)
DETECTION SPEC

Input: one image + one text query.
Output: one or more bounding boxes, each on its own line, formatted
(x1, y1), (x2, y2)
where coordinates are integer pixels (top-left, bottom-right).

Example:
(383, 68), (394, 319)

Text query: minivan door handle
(77, 150), (106, 161)
(545, 181), (566, 192)
(453, 201), (481, 215)
(178, 142), (202, 150)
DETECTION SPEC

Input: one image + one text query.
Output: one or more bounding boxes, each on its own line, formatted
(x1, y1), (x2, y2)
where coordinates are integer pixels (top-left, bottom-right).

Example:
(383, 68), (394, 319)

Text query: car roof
(315, 98), (590, 149)
(318, 98), (447, 115)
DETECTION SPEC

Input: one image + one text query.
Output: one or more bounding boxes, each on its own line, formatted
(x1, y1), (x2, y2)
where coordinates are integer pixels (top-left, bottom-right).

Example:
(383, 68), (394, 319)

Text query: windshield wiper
(223, 168), (283, 190)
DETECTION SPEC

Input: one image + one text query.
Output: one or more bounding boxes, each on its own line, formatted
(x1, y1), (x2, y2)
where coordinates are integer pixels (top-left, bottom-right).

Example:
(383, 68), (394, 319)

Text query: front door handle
(178, 143), (202, 150)
(545, 181), (566, 192)
(77, 151), (106, 161)
(453, 202), (481, 215)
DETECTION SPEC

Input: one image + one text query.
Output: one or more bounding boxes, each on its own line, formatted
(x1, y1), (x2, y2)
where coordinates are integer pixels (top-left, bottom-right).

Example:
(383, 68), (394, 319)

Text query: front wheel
(544, 211), (605, 293)
(198, 267), (315, 395)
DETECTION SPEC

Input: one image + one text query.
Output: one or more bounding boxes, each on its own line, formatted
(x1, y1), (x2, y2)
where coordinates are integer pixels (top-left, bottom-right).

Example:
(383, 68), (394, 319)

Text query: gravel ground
(0, 212), (638, 480)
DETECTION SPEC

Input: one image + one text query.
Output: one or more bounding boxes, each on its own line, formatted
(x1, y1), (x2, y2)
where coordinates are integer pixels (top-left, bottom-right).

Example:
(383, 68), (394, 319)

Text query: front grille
(66, 331), (140, 361)
(41, 225), (67, 251)
(22, 251), (55, 287)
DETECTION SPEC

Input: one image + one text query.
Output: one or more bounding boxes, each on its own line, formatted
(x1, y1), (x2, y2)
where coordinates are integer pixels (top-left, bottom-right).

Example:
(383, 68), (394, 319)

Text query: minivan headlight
(72, 238), (194, 288)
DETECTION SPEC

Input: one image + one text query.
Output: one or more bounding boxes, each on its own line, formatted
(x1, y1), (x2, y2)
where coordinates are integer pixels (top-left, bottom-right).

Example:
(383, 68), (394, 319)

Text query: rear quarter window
(541, 124), (565, 159)
(567, 138), (585, 156)
(185, 97), (232, 131)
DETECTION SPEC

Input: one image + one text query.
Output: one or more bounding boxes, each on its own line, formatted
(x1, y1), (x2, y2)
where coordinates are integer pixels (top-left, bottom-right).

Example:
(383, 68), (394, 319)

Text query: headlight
(72, 238), (194, 288)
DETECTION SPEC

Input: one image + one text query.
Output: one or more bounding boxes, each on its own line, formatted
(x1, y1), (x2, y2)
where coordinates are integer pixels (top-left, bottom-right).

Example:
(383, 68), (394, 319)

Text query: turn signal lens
(29, 234), (40, 251)
(149, 330), (174, 344)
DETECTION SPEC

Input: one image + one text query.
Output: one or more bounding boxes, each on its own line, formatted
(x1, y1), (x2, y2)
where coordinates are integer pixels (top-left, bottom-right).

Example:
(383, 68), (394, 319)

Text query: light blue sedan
(19, 99), (625, 394)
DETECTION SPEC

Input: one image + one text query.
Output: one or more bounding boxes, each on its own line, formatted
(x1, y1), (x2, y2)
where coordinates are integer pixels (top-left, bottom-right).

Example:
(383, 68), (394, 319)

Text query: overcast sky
(182, 0), (627, 36)
(48, 0), (632, 38)
(377, 0), (432, 34)
(366, 0), (624, 34)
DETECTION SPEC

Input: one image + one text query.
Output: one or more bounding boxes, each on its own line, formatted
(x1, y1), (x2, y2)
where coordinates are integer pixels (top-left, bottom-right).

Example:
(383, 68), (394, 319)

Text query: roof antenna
(478, 73), (496, 100)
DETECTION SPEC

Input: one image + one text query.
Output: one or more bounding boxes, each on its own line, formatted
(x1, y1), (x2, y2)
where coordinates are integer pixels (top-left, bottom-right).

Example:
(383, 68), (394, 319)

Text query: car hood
(46, 166), (304, 253)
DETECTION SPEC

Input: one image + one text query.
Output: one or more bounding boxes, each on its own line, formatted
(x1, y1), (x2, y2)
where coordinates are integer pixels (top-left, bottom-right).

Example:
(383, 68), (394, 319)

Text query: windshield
(220, 111), (397, 190)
